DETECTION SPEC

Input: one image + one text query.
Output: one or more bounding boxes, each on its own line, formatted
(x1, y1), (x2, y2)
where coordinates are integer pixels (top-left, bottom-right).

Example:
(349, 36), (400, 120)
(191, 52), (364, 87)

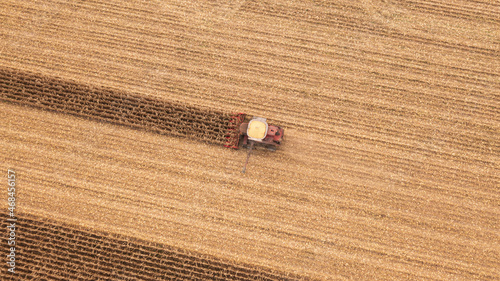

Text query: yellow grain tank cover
(247, 119), (268, 140)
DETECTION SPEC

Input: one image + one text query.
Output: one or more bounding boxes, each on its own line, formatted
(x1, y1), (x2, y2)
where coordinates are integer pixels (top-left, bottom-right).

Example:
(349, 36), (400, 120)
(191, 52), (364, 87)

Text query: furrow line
(20, 178), (498, 280)
(2, 10), (497, 111)
(2, 105), (497, 204)
(6, 132), (496, 240)
(3, 0), (496, 76)
(4, 130), (497, 222)
(10, 10), (497, 98)
(399, 0), (500, 23)
(240, 2), (498, 56)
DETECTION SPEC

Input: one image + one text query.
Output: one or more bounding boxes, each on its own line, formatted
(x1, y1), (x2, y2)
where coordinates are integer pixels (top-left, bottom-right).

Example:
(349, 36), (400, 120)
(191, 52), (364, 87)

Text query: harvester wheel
(266, 145), (277, 152)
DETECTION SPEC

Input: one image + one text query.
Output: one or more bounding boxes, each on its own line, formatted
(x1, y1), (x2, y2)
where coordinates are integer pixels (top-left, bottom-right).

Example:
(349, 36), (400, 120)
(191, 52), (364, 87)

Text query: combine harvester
(224, 114), (284, 173)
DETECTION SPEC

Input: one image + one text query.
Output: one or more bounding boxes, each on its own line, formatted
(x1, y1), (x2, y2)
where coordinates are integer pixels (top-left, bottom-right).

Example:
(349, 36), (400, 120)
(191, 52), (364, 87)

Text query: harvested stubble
(0, 213), (304, 281)
(0, 0), (499, 280)
(0, 67), (234, 147)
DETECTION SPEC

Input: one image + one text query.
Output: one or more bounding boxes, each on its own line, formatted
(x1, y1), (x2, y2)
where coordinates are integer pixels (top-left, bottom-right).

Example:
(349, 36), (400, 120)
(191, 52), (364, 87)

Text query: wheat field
(0, 0), (499, 280)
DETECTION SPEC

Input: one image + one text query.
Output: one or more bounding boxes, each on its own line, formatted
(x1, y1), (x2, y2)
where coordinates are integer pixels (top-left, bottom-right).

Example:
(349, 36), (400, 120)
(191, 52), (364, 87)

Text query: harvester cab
(246, 117), (268, 141)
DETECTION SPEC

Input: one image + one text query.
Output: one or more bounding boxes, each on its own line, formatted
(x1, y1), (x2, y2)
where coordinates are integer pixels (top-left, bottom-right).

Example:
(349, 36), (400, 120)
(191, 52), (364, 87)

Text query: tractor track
(14, 168), (496, 276)
(6, 144), (498, 280)
(397, 0), (500, 23)
(2, 103), (497, 234)
(5, 123), (496, 224)
(4, 1), (497, 75)
(239, 1), (499, 56)
(4, 126), (497, 226)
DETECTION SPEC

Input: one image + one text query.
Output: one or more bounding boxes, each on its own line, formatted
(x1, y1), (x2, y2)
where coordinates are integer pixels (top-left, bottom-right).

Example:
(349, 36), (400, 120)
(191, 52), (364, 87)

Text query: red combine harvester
(225, 113), (284, 173)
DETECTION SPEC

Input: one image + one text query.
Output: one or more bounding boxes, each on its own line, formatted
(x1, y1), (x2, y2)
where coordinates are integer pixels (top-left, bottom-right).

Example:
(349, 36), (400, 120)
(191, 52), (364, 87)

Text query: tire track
(398, 0), (500, 24)
(2, 4), (496, 120)
(2, 107), (497, 245)
(3, 121), (497, 227)
(2, 124), (496, 278)
(240, 1), (498, 56)
(6, 0), (498, 79)
(3, 1), (496, 110)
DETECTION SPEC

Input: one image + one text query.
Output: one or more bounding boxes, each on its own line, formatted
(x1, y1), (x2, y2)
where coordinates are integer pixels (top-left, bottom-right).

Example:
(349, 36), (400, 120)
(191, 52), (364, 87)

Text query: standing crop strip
(0, 67), (237, 147)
